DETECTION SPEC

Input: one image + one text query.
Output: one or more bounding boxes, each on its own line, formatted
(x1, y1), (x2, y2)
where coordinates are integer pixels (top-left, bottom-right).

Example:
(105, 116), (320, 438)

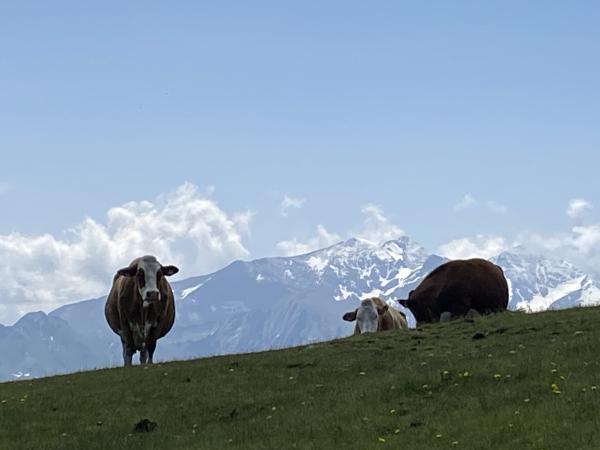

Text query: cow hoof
(465, 309), (480, 320)
(440, 312), (452, 322)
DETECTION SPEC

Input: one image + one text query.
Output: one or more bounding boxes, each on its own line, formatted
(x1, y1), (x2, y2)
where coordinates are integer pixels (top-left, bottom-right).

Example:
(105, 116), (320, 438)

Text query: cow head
(343, 298), (389, 333)
(116, 255), (179, 307)
(397, 292), (436, 323)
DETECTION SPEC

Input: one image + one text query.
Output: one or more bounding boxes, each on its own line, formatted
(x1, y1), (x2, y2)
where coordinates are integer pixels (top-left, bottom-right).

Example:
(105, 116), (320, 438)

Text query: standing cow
(105, 255), (179, 366)
(397, 258), (508, 324)
(343, 297), (408, 334)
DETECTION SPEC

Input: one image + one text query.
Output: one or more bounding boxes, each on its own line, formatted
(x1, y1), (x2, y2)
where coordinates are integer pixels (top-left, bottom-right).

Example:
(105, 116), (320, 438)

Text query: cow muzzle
(143, 291), (161, 307)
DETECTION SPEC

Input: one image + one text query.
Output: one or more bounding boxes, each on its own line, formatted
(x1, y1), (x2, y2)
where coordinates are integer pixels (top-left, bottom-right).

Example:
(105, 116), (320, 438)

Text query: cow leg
(465, 309), (480, 320)
(121, 341), (134, 367)
(140, 343), (149, 365)
(119, 322), (136, 367)
(440, 311), (452, 322)
(146, 339), (157, 364)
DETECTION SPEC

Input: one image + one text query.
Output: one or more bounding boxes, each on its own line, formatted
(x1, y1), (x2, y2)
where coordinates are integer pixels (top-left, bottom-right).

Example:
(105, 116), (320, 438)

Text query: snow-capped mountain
(492, 250), (600, 312)
(1, 236), (599, 382)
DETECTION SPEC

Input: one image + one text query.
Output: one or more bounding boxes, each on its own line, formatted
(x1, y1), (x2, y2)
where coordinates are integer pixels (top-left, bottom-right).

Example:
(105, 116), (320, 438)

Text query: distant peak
(495, 248), (549, 262)
(14, 311), (48, 326)
(383, 235), (411, 244)
(22, 311), (47, 319)
(496, 245), (531, 257)
(339, 235), (420, 249)
(342, 237), (375, 246)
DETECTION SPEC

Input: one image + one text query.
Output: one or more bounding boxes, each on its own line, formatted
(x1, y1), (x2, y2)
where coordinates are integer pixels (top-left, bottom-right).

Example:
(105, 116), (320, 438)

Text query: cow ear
(162, 265), (179, 277)
(377, 304), (389, 315)
(343, 310), (357, 322)
(117, 266), (137, 277)
(397, 299), (409, 308)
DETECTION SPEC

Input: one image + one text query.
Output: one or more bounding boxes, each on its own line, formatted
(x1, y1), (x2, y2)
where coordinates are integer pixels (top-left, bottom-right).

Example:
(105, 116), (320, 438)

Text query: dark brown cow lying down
(398, 258), (508, 324)
(343, 297), (408, 334)
(105, 255), (179, 366)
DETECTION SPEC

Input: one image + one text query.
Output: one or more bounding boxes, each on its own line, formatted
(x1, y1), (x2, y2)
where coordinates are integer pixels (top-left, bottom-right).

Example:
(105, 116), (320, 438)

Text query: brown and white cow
(397, 258), (509, 325)
(343, 297), (408, 335)
(105, 255), (179, 366)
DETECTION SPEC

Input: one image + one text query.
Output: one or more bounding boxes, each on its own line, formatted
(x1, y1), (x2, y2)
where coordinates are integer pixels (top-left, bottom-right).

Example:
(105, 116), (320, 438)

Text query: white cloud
(356, 204), (405, 244)
(521, 224), (600, 270)
(438, 221), (600, 276)
(0, 183), (251, 325)
(506, 199), (599, 273)
(280, 195), (306, 217)
(571, 225), (600, 254)
(486, 201), (508, 215)
(232, 210), (255, 236)
(453, 194), (508, 215)
(453, 194), (477, 213)
(276, 225), (341, 257)
(276, 203), (404, 256)
(566, 198), (593, 219)
(438, 235), (510, 260)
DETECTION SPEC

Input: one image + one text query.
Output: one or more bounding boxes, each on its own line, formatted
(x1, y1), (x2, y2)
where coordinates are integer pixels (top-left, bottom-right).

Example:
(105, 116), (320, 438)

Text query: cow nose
(146, 291), (160, 302)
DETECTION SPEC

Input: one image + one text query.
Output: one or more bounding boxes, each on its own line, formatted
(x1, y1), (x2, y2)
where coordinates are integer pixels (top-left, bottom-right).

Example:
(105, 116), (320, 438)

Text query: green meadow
(1, 307), (599, 450)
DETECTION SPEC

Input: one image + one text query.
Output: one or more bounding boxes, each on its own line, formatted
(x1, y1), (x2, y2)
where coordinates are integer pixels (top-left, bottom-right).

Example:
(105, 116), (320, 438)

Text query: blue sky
(0, 2), (599, 323)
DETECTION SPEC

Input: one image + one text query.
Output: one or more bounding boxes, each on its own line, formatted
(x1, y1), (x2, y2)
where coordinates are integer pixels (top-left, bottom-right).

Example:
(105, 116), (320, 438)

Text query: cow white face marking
(343, 298), (388, 334)
(134, 256), (163, 306)
(356, 299), (379, 333)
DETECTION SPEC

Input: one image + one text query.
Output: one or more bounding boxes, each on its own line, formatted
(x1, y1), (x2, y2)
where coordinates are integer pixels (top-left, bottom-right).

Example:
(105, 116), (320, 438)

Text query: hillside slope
(1, 307), (599, 450)
(3, 236), (599, 383)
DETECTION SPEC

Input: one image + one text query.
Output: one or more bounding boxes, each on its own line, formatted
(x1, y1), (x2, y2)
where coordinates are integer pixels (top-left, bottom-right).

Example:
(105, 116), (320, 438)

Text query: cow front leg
(465, 309), (480, 320)
(140, 343), (149, 365)
(122, 341), (134, 367)
(146, 339), (157, 364)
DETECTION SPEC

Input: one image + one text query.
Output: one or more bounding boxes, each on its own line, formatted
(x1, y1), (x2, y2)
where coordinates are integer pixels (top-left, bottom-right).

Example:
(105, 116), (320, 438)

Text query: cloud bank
(276, 225), (341, 257)
(438, 198), (600, 275)
(276, 204), (405, 257)
(0, 183), (251, 325)
(437, 235), (510, 260)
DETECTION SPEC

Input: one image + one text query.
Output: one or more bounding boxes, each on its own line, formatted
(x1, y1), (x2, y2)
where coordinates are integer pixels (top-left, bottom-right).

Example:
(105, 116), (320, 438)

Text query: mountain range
(1, 236), (599, 382)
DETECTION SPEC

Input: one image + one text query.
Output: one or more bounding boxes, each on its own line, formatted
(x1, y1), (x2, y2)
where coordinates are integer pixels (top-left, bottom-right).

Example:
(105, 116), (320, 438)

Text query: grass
(1, 307), (600, 449)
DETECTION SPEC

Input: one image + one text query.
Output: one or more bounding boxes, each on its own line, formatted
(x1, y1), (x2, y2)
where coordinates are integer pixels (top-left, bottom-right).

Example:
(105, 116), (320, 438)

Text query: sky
(1, 1), (599, 324)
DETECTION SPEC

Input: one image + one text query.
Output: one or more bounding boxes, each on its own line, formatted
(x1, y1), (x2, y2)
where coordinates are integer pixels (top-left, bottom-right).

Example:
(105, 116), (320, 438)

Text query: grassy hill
(1, 307), (600, 450)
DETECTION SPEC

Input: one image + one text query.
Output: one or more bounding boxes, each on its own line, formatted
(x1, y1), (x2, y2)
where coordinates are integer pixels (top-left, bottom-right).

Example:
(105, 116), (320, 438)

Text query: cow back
(411, 258), (508, 318)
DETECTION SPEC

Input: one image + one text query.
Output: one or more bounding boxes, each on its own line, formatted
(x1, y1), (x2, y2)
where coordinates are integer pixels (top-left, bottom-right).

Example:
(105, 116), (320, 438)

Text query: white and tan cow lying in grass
(343, 297), (408, 335)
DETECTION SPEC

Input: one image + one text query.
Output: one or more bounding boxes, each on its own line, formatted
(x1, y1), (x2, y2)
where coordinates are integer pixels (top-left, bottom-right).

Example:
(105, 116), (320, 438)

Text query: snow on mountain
(1, 236), (599, 382)
(492, 251), (600, 312)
